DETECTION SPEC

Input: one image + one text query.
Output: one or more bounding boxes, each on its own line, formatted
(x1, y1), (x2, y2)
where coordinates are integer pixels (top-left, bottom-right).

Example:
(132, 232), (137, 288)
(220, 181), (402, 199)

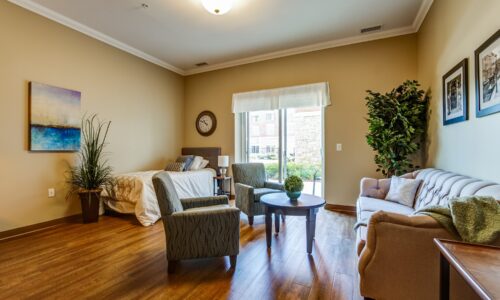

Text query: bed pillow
(385, 176), (422, 207)
(164, 162), (185, 172)
(189, 156), (204, 171)
(199, 159), (209, 169)
(175, 155), (194, 171)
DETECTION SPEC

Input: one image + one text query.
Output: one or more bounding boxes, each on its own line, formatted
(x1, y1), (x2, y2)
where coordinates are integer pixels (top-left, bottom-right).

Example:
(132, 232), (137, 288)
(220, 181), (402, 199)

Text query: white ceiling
(10, 0), (433, 75)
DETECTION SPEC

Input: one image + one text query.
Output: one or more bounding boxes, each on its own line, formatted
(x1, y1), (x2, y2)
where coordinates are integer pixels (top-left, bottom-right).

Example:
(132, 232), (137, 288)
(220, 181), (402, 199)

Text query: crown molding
(413, 0), (433, 31)
(184, 25), (416, 75)
(9, 0), (433, 76)
(8, 0), (186, 75)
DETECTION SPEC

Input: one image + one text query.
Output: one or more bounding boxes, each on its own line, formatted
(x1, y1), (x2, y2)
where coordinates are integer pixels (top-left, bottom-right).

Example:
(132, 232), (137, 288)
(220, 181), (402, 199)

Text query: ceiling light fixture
(201, 0), (233, 15)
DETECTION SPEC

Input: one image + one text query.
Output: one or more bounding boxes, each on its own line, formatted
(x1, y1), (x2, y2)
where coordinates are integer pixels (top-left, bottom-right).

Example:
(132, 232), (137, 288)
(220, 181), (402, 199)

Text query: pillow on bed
(164, 162), (185, 172)
(189, 156), (204, 171)
(199, 159), (209, 169)
(175, 155), (194, 171)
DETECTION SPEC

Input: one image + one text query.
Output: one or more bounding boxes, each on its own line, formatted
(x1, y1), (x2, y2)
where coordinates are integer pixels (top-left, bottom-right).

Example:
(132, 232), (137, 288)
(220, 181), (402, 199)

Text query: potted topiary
(284, 175), (304, 201)
(67, 114), (114, 223)
(365, 80), (429, 177)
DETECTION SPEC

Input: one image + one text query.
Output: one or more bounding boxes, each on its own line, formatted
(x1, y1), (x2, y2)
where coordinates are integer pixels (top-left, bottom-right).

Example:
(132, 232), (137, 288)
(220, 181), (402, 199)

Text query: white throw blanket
(103, 169), (216, 226)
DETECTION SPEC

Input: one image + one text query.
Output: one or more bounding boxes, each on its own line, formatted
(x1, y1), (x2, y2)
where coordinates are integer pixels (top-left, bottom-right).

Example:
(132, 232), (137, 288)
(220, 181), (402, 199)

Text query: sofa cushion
(358, 197), (415, 216)
(254, 188), (282, 202)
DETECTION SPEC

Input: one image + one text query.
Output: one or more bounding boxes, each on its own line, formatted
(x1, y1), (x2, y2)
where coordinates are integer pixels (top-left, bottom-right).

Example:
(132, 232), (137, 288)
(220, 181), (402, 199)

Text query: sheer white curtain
(233, 82), (330, 163)
(232, 82), (331, 113)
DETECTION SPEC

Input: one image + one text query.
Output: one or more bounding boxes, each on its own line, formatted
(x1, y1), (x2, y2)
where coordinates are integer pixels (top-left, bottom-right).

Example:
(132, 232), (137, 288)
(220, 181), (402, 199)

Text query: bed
(103, 147), (221, 226)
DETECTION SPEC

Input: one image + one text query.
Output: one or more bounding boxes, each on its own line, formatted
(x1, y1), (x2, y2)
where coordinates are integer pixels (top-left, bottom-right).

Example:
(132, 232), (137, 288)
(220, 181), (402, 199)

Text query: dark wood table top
(261, 193), (326, 209)
(434, 239), (500, 300)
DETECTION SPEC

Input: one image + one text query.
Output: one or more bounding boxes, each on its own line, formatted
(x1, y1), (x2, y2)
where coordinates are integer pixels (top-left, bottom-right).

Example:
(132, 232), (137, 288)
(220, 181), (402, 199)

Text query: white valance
(232, 82), (331, 113)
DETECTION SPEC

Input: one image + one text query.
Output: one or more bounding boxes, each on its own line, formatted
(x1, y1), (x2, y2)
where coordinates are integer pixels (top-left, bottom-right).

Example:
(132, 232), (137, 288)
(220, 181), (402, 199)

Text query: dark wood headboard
(181, 147), (221, 175)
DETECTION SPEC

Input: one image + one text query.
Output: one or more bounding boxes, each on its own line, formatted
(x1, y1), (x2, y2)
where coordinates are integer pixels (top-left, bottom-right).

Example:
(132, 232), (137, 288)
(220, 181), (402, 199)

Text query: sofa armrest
(180, 195), (229, 210)
(264, 181), (284, 191)
(358, 211), (457, 299)
(359, 177), (391, 199)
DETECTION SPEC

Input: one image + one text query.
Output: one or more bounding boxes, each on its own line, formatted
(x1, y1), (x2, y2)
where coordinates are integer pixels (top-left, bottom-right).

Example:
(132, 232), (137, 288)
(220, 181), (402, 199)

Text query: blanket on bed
(103, 169), (216, 226)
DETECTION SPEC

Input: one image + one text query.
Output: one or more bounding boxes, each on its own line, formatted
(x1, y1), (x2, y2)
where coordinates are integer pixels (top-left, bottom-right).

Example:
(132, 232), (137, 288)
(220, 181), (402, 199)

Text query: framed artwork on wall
(29, 82), (81, 152)
(442, 58), (468, 125)
(475, 29), (500, 117)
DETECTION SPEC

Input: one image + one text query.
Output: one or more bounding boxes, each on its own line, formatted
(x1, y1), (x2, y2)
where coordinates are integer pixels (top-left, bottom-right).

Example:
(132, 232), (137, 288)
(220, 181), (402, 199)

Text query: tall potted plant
(365, 80), (429, 177)
(67, 114), (113, 223)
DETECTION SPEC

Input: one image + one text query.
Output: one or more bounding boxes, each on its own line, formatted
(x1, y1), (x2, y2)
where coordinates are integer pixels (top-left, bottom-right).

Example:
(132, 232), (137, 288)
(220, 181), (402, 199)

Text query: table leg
(312, 209), (317, 239)
(306, 209), (316, 254)
(265, 209), (272, 248)
(274, 212), (280, 233)
(439, 253), (450, 300)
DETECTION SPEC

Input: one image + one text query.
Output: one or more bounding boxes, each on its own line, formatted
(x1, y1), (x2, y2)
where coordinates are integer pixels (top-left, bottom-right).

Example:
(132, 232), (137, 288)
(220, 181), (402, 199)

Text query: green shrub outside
(265, 162), (321, 181)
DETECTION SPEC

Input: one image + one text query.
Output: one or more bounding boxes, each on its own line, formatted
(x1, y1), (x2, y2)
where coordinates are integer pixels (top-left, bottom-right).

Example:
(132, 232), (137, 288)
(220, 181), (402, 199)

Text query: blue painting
(29, 82), (81, 151)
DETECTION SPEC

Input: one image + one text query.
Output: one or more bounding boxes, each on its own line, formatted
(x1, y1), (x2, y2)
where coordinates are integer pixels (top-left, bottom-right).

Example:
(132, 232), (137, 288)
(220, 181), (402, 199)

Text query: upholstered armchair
(152, 171), (240, 273)
(232, 163), (284, 225)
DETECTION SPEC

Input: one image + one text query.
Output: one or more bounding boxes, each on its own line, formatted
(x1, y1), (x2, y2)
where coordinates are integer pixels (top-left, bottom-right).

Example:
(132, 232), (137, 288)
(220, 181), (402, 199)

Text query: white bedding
(103, 168), (216, 226)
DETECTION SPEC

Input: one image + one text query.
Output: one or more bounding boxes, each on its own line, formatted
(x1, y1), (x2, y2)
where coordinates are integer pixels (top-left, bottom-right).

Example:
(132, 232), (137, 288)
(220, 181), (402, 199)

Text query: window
(233, 82), (329, 195)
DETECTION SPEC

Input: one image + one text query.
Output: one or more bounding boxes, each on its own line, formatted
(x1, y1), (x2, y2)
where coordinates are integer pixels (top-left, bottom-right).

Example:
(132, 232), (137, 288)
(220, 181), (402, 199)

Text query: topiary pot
(78, 189), (102, 223)
(286, 191), (301, 201)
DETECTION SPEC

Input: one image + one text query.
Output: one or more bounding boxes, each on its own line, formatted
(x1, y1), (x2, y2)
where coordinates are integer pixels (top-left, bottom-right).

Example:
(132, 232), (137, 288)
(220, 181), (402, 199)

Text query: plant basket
(78, 189), (102, 223)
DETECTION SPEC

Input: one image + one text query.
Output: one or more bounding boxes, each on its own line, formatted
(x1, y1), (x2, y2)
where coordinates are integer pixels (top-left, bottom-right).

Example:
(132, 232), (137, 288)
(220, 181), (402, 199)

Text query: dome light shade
(201, 0), (233, 15)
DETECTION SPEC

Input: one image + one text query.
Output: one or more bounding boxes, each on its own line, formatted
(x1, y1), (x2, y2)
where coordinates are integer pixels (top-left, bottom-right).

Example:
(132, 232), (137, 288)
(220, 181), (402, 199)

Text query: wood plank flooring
(0, 209), (362, 300)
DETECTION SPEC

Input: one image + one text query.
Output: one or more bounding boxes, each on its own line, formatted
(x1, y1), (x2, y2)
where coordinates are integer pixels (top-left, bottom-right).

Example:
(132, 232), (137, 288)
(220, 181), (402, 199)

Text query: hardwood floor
(0, 209), (362, 300)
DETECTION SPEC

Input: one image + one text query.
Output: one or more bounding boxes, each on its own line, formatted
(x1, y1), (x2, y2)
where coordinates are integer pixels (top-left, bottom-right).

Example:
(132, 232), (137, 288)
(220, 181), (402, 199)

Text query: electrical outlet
(336, 143), (342, 151)
(48, 188), (55, 198)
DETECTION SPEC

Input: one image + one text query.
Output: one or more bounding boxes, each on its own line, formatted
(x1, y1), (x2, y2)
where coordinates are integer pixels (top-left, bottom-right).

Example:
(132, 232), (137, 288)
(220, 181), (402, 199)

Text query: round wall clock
(196, 110), (217, 136)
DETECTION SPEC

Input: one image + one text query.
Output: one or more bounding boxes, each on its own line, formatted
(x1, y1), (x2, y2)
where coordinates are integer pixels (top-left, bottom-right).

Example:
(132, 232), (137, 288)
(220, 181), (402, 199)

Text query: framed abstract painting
(475, 29), (500, 117)
(29, 82), (81, 152)
(442, 59), (468, 125)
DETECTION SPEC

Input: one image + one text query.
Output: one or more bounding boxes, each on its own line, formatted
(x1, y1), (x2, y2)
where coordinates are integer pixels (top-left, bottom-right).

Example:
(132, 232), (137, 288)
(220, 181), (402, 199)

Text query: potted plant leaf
(67, 114), (113, 223)
(365, 80), (429, 177)
(284, 175), (304, 201)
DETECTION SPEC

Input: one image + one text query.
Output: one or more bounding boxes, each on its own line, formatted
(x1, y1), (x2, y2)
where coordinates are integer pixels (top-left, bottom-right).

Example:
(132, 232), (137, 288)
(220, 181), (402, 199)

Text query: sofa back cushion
(409, 168), (500, 210)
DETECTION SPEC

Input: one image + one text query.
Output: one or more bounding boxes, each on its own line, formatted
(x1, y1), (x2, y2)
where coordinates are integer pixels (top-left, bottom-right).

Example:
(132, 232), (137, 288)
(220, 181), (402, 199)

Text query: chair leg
(167, 260), (177, 274)
(281, 214), (286, 222)
(248, 216), (254, 225)
(230, 255), (237, 268)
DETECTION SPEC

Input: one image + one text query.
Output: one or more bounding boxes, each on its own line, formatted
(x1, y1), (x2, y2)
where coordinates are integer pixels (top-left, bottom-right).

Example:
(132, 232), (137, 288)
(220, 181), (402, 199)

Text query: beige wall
(184, 35), (417, 206)
(0, 2), (184, 231)
(417, 0), (500, 183)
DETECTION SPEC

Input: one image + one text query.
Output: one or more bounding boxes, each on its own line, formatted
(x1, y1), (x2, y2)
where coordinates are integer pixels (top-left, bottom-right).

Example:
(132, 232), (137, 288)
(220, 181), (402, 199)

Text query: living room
(0, 0), (499, 299)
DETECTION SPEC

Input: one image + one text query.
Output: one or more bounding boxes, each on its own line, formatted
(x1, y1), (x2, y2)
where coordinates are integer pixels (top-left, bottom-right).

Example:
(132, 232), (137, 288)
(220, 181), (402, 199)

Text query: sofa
(356, 168), (500, 300)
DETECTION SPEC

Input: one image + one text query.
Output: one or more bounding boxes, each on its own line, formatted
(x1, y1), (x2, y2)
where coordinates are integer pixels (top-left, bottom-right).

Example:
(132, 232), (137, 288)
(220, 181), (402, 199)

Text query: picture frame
(29, 81), (81, 152)
(475, 29), (500, 117)
(442, 58), (468, 125)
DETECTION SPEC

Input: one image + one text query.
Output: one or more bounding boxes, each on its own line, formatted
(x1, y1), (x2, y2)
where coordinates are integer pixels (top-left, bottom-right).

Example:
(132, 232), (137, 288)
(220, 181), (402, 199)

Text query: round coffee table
(260, 192), (326, 254)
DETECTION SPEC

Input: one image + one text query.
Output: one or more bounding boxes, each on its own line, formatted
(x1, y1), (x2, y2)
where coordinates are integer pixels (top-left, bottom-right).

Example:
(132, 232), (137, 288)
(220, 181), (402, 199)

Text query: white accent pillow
(189, 156), (204, 170)
(199, 159), (209, 169)
(385, 176), (422, 207)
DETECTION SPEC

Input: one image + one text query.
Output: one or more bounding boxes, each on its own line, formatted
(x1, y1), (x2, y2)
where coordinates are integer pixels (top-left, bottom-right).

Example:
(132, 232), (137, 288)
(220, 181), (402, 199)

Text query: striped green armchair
(232, 163), (285, 225)
(152, 171), (240, 273)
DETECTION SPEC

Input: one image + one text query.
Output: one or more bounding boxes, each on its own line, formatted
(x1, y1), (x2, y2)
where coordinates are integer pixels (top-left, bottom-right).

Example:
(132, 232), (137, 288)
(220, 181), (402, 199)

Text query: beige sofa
(356, 168), (500, 300)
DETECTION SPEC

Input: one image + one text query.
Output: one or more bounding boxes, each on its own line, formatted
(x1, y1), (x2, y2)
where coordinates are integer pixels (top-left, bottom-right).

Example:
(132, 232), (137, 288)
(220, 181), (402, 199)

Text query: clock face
(198, 115), (212, 132)
(196, 111), (217, 136)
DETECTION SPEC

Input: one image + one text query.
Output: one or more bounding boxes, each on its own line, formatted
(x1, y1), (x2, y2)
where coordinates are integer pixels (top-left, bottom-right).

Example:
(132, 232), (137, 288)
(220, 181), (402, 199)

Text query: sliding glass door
(245, 107), (323, 196)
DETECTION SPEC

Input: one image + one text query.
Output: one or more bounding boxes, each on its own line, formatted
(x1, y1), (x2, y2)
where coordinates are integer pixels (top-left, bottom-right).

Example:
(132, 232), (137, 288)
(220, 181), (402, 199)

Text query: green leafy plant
(67, 114), (114, 194)
(365, 80), (429, 177)
(284, 175), (304, 192)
